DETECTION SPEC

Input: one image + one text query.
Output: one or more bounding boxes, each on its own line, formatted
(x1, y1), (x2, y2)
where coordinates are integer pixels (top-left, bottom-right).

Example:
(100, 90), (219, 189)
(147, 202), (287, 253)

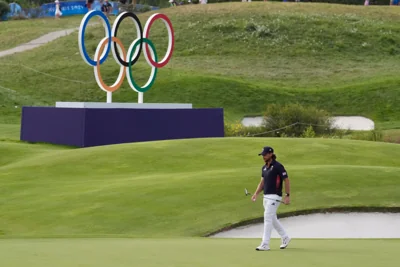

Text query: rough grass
(382, 129), (400, 143)
(0, 238), (399, 267)
(0, 3), (400, 126)
(0, 123), (19, 141)
(0, 137), (399, 238)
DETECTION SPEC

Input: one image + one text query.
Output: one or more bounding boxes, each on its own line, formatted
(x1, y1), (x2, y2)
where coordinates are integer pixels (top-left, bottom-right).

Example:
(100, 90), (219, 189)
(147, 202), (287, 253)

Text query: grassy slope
(0, 137), (399, 238)
(0, 16), (85, 51)
(0, 239), (399, 267)
(0, 3), (399, 126)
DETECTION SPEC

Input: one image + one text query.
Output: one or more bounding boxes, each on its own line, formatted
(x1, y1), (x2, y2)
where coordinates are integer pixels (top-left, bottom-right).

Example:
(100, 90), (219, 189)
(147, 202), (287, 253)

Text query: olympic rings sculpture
(78, 10), (174, 103)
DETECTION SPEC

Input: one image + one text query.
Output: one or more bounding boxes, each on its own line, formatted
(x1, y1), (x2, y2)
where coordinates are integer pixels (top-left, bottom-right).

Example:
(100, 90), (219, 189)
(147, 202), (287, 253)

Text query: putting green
(0, 238), (399, 267)
(0, 138), (399, 238)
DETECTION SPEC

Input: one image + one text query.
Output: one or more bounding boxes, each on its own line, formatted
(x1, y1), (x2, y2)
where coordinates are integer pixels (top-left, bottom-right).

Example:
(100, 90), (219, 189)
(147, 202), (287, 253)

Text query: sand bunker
(210, 212), (400, 238)
(241, 116), (375, 131)
(331, 116), (375, 131)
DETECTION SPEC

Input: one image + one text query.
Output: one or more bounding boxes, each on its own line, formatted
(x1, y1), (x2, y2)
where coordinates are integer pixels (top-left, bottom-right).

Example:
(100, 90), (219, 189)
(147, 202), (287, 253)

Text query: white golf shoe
(256, 244), (270, 251)
(280, 236), (291, 249)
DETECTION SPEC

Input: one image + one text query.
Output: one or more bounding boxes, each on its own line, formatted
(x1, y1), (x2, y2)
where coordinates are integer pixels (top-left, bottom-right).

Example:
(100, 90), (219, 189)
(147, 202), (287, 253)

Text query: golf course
(0, 1), (399, 267)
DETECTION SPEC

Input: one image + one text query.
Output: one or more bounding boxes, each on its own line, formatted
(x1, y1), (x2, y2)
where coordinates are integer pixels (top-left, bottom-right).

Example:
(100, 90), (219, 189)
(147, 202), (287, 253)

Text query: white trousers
(262, 194), (288, 245)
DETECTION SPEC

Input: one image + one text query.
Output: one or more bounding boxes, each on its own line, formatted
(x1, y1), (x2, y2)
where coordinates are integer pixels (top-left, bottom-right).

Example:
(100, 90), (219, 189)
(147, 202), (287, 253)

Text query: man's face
(263, 152), (272, 162)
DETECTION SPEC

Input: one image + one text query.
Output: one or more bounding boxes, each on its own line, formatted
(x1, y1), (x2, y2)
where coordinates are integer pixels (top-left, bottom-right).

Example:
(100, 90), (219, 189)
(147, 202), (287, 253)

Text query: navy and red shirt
(261, 160), (288, 196)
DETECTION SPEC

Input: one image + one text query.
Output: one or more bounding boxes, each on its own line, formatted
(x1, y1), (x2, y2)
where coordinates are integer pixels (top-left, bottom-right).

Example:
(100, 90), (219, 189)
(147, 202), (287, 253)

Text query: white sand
(241, 116), (375, 131)
(242, 117), (264, 127)
(210, 212), (400, 238)
(331, 116), (375, 131)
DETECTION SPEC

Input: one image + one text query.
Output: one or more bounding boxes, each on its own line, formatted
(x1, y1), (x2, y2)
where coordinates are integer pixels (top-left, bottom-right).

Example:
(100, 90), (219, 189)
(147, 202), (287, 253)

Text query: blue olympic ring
(79, 10), (112, 66)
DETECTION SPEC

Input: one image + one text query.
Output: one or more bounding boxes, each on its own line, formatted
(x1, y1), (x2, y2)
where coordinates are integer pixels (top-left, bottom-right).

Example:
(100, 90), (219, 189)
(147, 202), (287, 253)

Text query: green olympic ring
(127, 38), (158, 93)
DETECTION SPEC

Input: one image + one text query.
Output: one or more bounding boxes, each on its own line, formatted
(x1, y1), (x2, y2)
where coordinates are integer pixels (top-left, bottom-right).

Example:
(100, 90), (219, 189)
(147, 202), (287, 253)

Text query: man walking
(251, 146), (291, 251)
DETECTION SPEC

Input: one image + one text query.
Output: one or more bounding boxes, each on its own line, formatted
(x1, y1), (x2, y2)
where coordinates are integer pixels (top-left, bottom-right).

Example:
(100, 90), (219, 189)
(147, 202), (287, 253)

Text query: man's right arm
(254, 177), (264, 195)
(251, 177), (264, 201)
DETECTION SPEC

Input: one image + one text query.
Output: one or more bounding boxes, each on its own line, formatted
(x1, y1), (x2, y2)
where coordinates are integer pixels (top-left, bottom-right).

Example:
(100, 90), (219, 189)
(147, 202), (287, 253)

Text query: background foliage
(0, 1), (10, 17)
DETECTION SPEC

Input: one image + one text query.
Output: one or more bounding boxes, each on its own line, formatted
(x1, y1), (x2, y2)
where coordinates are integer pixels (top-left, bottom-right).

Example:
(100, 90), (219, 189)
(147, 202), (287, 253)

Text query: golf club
(245, 188), (287, 204)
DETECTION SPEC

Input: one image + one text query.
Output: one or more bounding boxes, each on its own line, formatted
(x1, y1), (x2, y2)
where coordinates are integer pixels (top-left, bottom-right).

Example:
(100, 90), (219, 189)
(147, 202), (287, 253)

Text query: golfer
(251, 146), (291, 251)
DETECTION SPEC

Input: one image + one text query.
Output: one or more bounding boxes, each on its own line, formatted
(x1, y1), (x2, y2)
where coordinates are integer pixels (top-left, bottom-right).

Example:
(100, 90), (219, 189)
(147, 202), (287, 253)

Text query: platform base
(55, 102), (193, 109)
(20, 106), (224, 148)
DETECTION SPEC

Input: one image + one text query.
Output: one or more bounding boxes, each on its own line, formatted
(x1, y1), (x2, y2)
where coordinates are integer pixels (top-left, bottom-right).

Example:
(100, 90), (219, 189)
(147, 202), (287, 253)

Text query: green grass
(0, 137), (399, 238)
(1, 4), (400, 265)
(0, 123), (19, 141)
(378, 121), (400, 130)
(0, 3), (400, 126)
(0, 16), (85, 51)
(0, 238), (399, 267)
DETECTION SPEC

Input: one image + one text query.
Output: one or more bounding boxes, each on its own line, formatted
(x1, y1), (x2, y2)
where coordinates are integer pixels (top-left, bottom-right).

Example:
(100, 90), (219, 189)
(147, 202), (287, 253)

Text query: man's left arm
(283, 178), (290, 204)
(280, 166), (290, 205)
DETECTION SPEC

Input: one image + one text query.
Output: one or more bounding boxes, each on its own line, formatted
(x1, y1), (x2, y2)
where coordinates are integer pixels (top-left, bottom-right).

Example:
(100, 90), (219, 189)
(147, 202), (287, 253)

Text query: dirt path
(0, 28), (79, 58)
(0, 20), (100, 58)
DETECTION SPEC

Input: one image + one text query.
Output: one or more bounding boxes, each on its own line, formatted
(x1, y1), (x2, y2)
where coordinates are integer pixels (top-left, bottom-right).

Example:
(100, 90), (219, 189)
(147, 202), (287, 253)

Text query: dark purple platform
(20, 107), (225, 147)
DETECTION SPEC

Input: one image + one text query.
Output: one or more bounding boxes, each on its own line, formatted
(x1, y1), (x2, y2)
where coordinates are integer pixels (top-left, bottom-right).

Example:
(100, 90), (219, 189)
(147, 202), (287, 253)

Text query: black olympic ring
(112, 12), (144, 67)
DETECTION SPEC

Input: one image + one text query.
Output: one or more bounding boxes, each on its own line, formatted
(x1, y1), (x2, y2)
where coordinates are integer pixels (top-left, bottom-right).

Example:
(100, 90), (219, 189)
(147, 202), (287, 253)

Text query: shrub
(301, 125), (316, 138)
(261, 103), (334, 137)
(321, 128), (352, 139)
(224, 121), (265, 137)
(140, 4), (152, 12)
(0, 1), (10, 19)
(349, 130), (383, 142)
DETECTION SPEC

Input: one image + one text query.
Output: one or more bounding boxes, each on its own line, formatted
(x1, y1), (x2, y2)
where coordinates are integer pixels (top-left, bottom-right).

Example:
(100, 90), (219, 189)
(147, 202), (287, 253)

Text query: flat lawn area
(0, 15), (86, 51)
(0, 238), (398, 267)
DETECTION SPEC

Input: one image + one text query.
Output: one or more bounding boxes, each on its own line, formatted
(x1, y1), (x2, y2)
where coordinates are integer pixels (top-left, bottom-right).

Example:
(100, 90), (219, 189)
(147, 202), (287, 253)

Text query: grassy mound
(0, 137), (399, 238)
(0, 3), (399, 127)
